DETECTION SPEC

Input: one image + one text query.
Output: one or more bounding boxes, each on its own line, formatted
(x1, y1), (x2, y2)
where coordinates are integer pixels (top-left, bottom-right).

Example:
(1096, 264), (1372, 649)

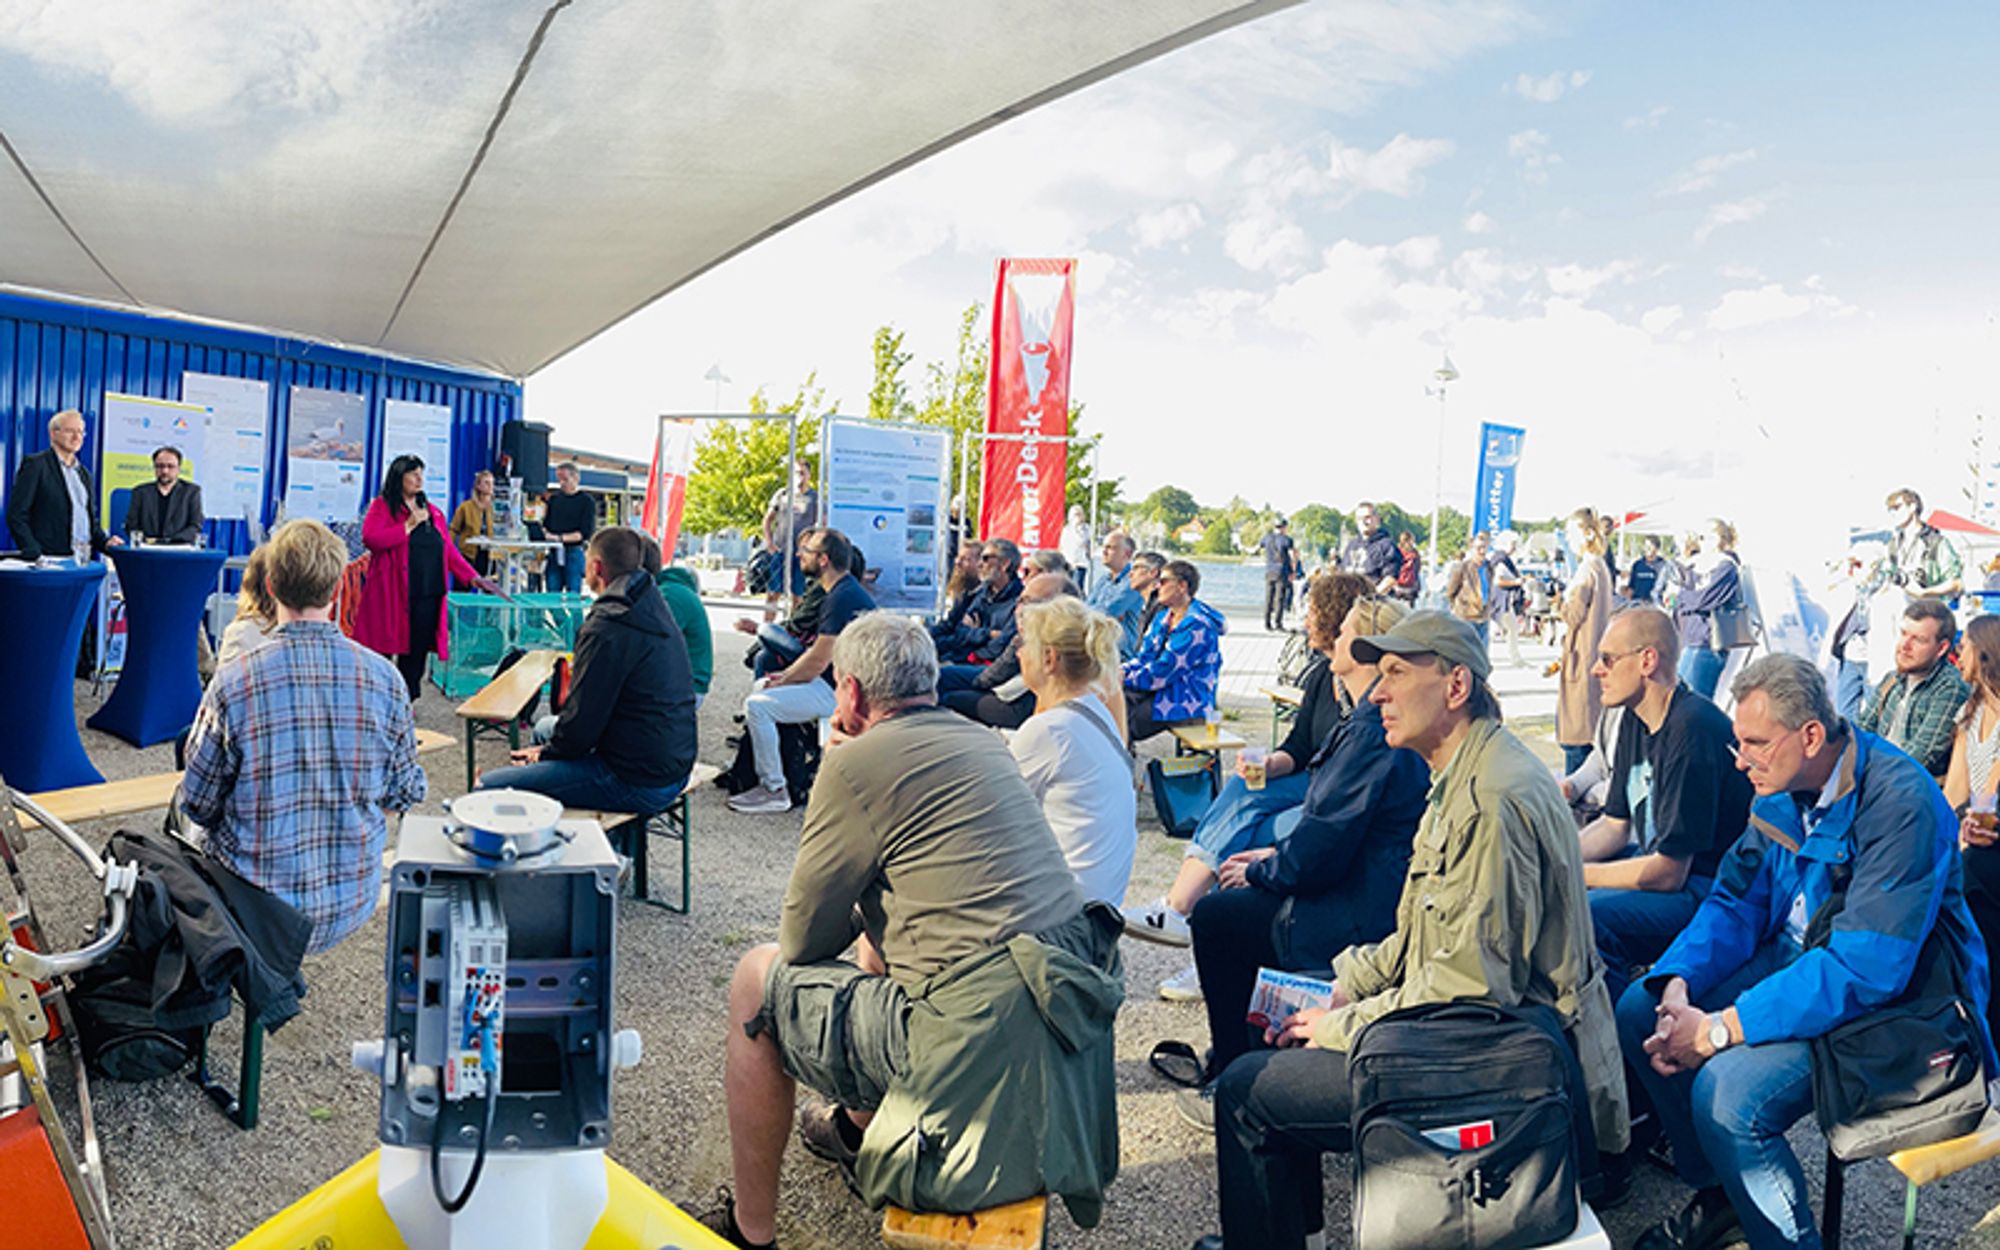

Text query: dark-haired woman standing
(357, 455), (499, 699)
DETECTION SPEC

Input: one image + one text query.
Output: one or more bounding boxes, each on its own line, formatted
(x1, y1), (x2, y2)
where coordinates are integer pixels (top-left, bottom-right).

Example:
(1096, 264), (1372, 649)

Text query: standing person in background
(1060, 504), (1092, 592)
(1881, 487), (1964, 604)
(1941, 613), (2000, 1053)
(1443, 531), (1493, 647)
(357, 454), (501, 700)
(1392, 530), (1421, 603)
(1559, 507), (1615, 773)
(1489, 530), (1528, 667)
(450, 469), (496, 576)
(759, 459), (822, 598)
(1673, 517), (1744, 700)
(1626, 535), (1666, 604)
(8, 409), (121, 561)
(1339, 501), (1399, 592)
(544, 461), (597, 593)
(1261, 517), (1299, 632)
(1598, 513), (1621, 588)
(124, 445), (204, 544)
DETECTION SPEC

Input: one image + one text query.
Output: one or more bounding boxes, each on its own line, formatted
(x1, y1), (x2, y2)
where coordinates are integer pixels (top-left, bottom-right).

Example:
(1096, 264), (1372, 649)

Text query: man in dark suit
(124, 445), (205, 544)
(7, 409), (121, 561)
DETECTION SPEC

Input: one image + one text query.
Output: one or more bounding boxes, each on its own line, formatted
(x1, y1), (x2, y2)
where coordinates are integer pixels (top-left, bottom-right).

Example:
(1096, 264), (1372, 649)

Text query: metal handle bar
(0, 791), (137, 979)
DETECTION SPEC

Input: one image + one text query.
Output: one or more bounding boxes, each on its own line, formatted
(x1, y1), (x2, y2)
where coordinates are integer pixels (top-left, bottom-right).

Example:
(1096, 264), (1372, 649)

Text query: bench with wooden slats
(1260, 683), (1304, 743)
(882, 1195), (1048, 1250)
(13, 728), (453, 833)
(1824, 1108), (2000, 1250)
(453, 649), (565, 787)
(564, 761), (721, 913)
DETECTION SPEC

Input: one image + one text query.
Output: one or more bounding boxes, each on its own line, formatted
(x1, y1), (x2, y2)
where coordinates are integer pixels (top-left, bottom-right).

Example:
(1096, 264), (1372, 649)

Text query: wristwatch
(1706, 1015), (1732, 1054)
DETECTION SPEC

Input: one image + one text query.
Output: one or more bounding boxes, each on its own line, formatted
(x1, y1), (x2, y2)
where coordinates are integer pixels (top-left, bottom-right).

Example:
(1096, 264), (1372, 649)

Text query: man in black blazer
(7, 409), (121, 561)
(125, 445), (205, 545)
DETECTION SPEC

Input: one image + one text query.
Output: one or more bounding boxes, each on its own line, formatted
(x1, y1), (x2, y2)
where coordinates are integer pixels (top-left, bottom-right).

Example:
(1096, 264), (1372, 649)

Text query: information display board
(821, 418), (951, 615)
(383, 398), (452, 484)
(284, 386), (367, 522)
(182, 372), (270, 521)
(100, 392), (206, 529)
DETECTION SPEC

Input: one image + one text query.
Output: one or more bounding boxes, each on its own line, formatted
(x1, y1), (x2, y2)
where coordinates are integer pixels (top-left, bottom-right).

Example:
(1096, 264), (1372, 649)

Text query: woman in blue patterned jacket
(1122, 559), (1227, 741)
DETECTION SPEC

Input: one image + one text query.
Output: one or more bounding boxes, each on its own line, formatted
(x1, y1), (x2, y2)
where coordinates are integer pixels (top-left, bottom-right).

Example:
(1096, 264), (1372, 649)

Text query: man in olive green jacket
(706, 613), (1121, 1250)
(1193, 611), (1628, 1250)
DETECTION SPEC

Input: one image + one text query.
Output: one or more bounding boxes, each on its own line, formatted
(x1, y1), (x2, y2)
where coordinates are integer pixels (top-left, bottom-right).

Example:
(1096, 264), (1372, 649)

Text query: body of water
(1187, 559), (1270, 612)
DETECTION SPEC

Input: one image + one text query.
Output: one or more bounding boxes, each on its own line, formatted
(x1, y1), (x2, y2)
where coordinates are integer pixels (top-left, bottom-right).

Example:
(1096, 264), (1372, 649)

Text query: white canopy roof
(0, 1), (1291, 377)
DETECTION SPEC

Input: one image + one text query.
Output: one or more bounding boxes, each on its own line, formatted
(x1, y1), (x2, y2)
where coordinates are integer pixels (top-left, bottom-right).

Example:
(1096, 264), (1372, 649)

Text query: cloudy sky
(528, 0), (1999, 560)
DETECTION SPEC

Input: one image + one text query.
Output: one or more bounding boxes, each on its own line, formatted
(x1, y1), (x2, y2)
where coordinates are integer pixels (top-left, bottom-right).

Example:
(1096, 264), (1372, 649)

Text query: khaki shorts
(750, 959), (910, 1112)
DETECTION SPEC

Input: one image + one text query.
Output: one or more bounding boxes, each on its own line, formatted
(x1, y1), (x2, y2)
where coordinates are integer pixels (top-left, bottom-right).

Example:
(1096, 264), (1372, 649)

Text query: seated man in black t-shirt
(1580, 606), (1754, 1004)
(730, 527), (876, 816)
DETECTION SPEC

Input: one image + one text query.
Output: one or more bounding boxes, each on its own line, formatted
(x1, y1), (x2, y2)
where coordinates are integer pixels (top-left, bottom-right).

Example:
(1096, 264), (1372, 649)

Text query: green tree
(867, 325), (914, 424)
(682, 375), (831, 536)
(911, 302), (991, 523)
(1195, 519), (1236, 555)
(1289, 503), (1346, 562)
(1135, 485), (1200, 532)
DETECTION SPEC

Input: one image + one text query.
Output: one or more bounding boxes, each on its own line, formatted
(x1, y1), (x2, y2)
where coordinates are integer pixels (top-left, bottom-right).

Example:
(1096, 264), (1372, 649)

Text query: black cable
(430, 1079), (499, 1214)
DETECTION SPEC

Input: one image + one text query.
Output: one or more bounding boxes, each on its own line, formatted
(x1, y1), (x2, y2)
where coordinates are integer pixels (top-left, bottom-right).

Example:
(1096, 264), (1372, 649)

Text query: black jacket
(1273, 658), (1345, 764)
(8, 447), (108, 560)
(544, 570), (697, 788)
(104, 827), (312, 1032)
(125, 478), (205, 544)
(938, 576), (1025, 663)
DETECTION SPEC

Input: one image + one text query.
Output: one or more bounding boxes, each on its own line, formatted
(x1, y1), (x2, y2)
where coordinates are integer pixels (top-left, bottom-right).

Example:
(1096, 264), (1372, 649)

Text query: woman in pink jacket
(357, 454), (499, 699)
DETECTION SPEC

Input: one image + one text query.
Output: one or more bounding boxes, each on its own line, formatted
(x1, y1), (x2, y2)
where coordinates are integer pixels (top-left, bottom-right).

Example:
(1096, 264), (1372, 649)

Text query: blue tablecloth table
(0, 561), (106, 791)
(87, 546), (229, 747)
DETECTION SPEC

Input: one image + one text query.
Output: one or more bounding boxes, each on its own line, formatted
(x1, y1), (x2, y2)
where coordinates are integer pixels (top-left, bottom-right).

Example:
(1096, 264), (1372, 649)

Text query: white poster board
(285, 386), (367, 522)
(821, 417), (951, 614)
(383, 398), (452, 485)
(182, 372), (270, 521)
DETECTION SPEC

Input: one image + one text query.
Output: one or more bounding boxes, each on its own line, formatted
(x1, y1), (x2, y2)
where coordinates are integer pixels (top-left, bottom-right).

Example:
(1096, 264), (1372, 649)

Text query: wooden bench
(882, 1195), (1048, 1250)
(12, 730), (455, 836)
(1824, 1109), (2000, 1250)
(454, 649), (565, 788)
(1260, 683), (1303, 744)
(565, 762), (720, 913)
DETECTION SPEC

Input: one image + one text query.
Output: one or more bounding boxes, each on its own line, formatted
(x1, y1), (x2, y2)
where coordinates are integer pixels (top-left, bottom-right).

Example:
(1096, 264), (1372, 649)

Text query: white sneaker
(728, 783), (792, 814)
(1158, 962), (1203, 1002)
(1122, 898), (1192, 947)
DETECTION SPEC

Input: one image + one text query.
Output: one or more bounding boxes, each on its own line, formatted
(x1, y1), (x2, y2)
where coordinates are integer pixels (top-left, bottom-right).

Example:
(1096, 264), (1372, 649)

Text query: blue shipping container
(0, 291), (522, 556)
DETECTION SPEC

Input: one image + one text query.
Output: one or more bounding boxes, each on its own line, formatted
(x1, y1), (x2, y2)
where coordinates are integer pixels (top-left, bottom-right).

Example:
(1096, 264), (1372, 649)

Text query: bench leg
(622, 796), (692, 914)
(631, 814), (650, 900)
(191, 1014), (263, 1131)
(464, 727), (477, 791)
(1902, 1179), (1918, 1250)
(1822, 1149), (1844, 1250)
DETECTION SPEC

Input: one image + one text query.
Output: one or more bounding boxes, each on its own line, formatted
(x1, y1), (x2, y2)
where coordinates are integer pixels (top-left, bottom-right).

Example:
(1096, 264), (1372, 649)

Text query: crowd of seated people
(938, 570), (1075, 730)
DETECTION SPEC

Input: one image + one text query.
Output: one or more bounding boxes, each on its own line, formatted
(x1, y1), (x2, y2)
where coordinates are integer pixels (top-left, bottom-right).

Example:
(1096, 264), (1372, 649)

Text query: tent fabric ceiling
(0, 1), (1293, 378)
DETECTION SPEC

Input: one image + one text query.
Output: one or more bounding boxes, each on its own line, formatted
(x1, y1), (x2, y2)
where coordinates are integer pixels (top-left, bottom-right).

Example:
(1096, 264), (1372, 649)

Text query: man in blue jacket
(1619, 653), (1994, 1250)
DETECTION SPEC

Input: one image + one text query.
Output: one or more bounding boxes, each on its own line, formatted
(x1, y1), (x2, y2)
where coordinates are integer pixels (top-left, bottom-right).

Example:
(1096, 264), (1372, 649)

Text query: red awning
(1927, 509), (2000, 537)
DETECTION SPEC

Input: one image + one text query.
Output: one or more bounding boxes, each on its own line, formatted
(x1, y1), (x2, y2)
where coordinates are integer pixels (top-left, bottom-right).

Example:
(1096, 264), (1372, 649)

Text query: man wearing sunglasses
(929, 538), (1024, 666)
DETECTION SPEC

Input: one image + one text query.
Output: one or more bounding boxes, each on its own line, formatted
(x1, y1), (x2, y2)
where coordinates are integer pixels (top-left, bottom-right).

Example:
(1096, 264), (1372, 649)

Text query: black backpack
(1348, 1002), (1591, 1250)
(66, 939), (203, 1083)
(717, 723), (822, 807)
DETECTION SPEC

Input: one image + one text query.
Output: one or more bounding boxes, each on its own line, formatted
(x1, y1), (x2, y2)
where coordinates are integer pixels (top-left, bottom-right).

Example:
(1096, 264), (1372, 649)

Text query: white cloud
(1328, 132), (1456, 197)
(1507, 129), (1561, 183)
(1718, 265), (1767, 281)
(1695, 195), (1771, 243)
(1624, 104), (1671, 130)
(1641, 305), (1683, 334)
(1224, 208), (1311, 274)
(1544, 260), (1637, 299)
(1662, 148), (1759, 196)
(1704, 281), (1856, 332)
(1508, 69), (1591, 102)
(1464, 210), (1496, 235)
(1129, 203), (1205, 250)
(1392, 235), (1445, 270)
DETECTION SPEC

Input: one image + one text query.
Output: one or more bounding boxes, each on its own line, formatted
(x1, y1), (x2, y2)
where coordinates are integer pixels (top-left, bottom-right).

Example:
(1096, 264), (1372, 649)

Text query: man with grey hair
(1087, 529), (1145, 657)
(1618, 652), (1994, 1250)
(706, 611), (1123, 1249)
(8, 408), (123, 561)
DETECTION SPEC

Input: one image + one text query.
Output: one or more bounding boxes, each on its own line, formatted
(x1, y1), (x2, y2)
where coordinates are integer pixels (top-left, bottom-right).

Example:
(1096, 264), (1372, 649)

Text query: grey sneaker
(1123, 898), (1193, 947)
(1158, 962), (1203, 1003)
(1176, 1083), (1215, 1133)
(728, 783), (792, 814)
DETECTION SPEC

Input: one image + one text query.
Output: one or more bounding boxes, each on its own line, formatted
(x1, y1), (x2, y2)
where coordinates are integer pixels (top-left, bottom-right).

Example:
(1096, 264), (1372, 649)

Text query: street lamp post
(1426, 353), (1460, 574)
(703, 362), (730, 411)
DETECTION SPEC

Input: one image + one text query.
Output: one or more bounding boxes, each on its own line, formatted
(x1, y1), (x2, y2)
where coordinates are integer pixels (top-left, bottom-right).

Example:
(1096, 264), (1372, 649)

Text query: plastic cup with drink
(1204, 702), (1223, 742)
(1970, 793), (1998, 847)
(1241, 746), (1268, 792)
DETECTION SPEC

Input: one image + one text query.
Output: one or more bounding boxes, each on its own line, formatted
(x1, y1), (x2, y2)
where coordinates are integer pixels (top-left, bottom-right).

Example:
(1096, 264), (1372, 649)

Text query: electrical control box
(411, 879), (507, 1102)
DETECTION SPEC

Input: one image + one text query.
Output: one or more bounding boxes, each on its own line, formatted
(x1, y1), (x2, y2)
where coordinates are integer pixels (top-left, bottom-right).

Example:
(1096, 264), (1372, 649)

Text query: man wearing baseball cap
(1192, 610), (1628, 1250)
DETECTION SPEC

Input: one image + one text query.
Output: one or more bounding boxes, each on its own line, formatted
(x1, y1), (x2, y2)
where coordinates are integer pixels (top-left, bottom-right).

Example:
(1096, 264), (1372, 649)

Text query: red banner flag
(979, 258), (1075, 550)
(640, 418), (697, 557)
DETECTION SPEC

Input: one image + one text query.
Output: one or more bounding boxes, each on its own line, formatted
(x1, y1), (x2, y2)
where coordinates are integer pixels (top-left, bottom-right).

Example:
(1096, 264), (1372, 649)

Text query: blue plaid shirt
(181, 620), (426, 953)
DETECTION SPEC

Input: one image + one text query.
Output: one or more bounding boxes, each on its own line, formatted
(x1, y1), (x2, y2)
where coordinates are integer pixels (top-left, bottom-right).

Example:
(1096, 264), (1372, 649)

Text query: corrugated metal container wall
(0, 292), (521, 555)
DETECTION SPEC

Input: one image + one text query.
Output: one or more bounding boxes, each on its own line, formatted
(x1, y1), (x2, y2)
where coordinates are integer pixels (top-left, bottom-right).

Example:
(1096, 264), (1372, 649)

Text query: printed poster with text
(285, 386), (367, 522)
(382, 398), (453, 498)
(100, 392), (206, 529)
(823, 418), (951, 614)
(182, 372), (270, 522)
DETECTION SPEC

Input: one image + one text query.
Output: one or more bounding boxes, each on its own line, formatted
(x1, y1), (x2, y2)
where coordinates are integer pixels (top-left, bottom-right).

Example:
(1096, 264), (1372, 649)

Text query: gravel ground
(13, 614), (2000, 1248)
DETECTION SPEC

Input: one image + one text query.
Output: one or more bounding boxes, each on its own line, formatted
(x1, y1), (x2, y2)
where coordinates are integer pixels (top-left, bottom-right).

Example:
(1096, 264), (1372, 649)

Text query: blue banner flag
(1474, 423), (1526, 536)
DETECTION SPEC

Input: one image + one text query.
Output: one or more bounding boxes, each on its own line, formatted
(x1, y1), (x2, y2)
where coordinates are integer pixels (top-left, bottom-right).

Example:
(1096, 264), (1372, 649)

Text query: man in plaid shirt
(182, 519), (426, 953)
(1856, 597), (1968, 779)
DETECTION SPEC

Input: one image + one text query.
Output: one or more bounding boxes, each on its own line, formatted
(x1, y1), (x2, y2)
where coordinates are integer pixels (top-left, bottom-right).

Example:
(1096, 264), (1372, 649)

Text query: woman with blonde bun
(1011, 596), (1137, 906)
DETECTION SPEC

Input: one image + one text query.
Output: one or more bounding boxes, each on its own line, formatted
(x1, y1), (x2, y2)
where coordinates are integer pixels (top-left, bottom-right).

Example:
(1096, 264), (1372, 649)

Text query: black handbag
(1348, 1002), (1590, 1250)
(1802, 876), (1988, 1160)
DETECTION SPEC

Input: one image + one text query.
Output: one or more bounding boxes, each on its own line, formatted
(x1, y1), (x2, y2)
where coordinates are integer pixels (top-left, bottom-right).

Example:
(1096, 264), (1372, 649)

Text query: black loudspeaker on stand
(501, 420), (553, 493)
